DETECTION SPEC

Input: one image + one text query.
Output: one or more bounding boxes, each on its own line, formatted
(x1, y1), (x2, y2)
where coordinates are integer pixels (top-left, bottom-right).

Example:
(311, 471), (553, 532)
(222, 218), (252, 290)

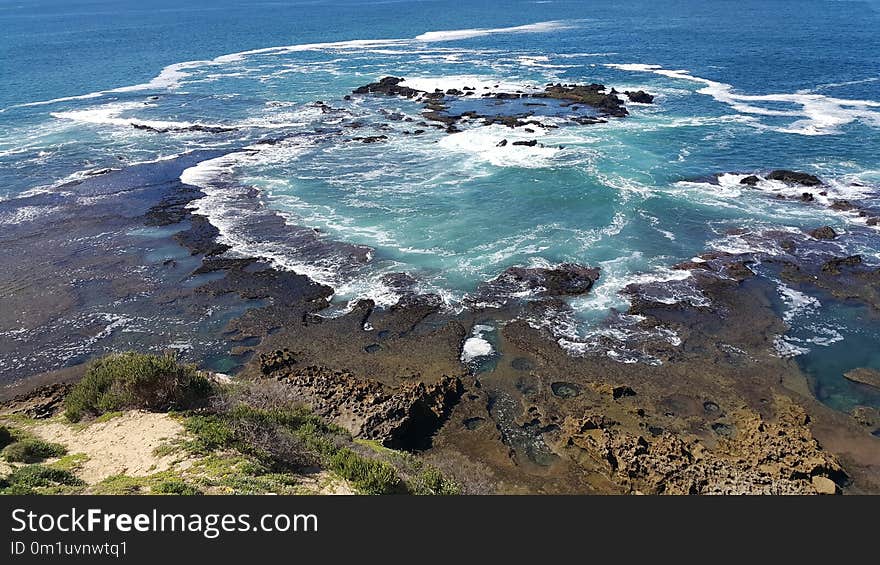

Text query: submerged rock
(487, 263), (600, 298)
(351, 135), (388, 143)
(809, 226), (838, 240)
(850, 405), (880, 428)
(821, 254), (862, 274)
(830, 200), (856, 211)
(843, 367), (880, 390)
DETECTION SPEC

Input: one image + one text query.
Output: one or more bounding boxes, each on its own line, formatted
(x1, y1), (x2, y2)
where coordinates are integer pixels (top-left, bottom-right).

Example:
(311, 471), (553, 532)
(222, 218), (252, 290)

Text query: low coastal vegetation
(1, 423), (67, 464)
(63, 351), (212, 422)
(1, 352), (459, 495)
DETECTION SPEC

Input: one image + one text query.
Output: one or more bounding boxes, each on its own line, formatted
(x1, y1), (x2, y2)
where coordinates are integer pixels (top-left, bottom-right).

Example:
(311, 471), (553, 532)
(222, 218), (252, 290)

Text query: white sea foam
(461, 324), (495, 362)
(0, 205), (64, 225)
(804, 324), (844, 346)
(51, 101), (198, 131)
(398, 75), (540, 94)
(570, 251), (704, 316)
(414, 21), (576, 42)
(182, 150), (339, 286)
(181, 142), (390, 295)
(605, 63), (880, 135)
(4, 61), (208, 112)
(437, 124), (562, 168)
(773, 335), (810, 357)
(776, 281), (821, 323)
(674, 172), (879, 231)
(516, 55), (574, 70)
(808, 77), (880, 92)
(6, 20), (575, 112)
(50, 98), (325, 133)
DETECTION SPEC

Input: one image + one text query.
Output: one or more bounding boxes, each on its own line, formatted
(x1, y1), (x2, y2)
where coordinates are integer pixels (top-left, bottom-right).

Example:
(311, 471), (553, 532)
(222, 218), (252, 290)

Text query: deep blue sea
(1, 0), (879, 411)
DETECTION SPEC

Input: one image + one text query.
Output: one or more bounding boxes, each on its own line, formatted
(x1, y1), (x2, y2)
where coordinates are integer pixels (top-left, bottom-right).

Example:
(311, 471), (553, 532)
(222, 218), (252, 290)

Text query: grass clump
(407, 466), (461, 496)
(92, 474), (150, 495)
(93, 411), (125, 423)
(2, 439), (67, 463)
(152, 479), (202, 496)
(65, 352), (212, 422)
(327, 448), (400, 495)
(50, 453), (90, 474)
(0, 464), (84, 494)
(91, 472), (199, 495)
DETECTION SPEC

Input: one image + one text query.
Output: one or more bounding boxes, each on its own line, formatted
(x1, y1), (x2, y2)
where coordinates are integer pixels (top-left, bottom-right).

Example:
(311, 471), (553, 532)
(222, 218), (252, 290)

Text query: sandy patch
(33, 411), (184, 484)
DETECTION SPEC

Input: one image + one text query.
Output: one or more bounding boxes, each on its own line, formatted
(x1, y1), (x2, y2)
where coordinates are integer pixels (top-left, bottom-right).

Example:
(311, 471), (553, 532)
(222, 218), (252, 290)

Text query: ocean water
(1, 0), (880, 409)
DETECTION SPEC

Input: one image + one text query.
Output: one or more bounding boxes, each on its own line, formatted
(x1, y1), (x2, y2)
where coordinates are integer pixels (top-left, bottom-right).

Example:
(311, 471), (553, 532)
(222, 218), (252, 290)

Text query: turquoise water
(1, 0), (880, 409)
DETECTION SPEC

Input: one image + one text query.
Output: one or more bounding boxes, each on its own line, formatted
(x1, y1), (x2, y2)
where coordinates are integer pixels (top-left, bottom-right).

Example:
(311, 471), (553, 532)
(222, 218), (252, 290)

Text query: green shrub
(183, 415), (235, 453)
(65, 352), (213, 421)
(92, 474), (146, 495)
(0, 426), (13, 450)
(328, 448), (400, 495)
(5, 465), (84, 489)
(2, 439), (67, 463)
(152, 480), (202, 496)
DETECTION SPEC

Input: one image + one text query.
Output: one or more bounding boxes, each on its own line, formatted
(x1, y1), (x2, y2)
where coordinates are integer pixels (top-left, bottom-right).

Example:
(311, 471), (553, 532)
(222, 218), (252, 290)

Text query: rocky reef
(559, 396), (844, 494)
(474, 263), (600, 305)
(735, 170), (880, 227)
(350, 76), (650, 133)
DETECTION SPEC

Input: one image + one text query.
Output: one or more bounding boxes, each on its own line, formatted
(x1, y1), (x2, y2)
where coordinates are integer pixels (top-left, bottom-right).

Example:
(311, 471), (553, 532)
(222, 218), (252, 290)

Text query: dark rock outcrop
(767, 170), (822, 186)
(624, 90), (655, 103)
(809, 226), (838, 240)
(537, 83), (628, 117)
(351, 135), (388, 143)
(264, 365), (463, 450)
(480, 263), (601, 301)
(0, 383), (71, 419)
(352, 76), (421, 98)
(132, 123), (236, 134)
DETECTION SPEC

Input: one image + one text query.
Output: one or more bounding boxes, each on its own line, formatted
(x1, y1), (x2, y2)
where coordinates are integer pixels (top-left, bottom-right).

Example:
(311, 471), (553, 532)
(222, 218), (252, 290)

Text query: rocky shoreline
(2, 83), (879, 494)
